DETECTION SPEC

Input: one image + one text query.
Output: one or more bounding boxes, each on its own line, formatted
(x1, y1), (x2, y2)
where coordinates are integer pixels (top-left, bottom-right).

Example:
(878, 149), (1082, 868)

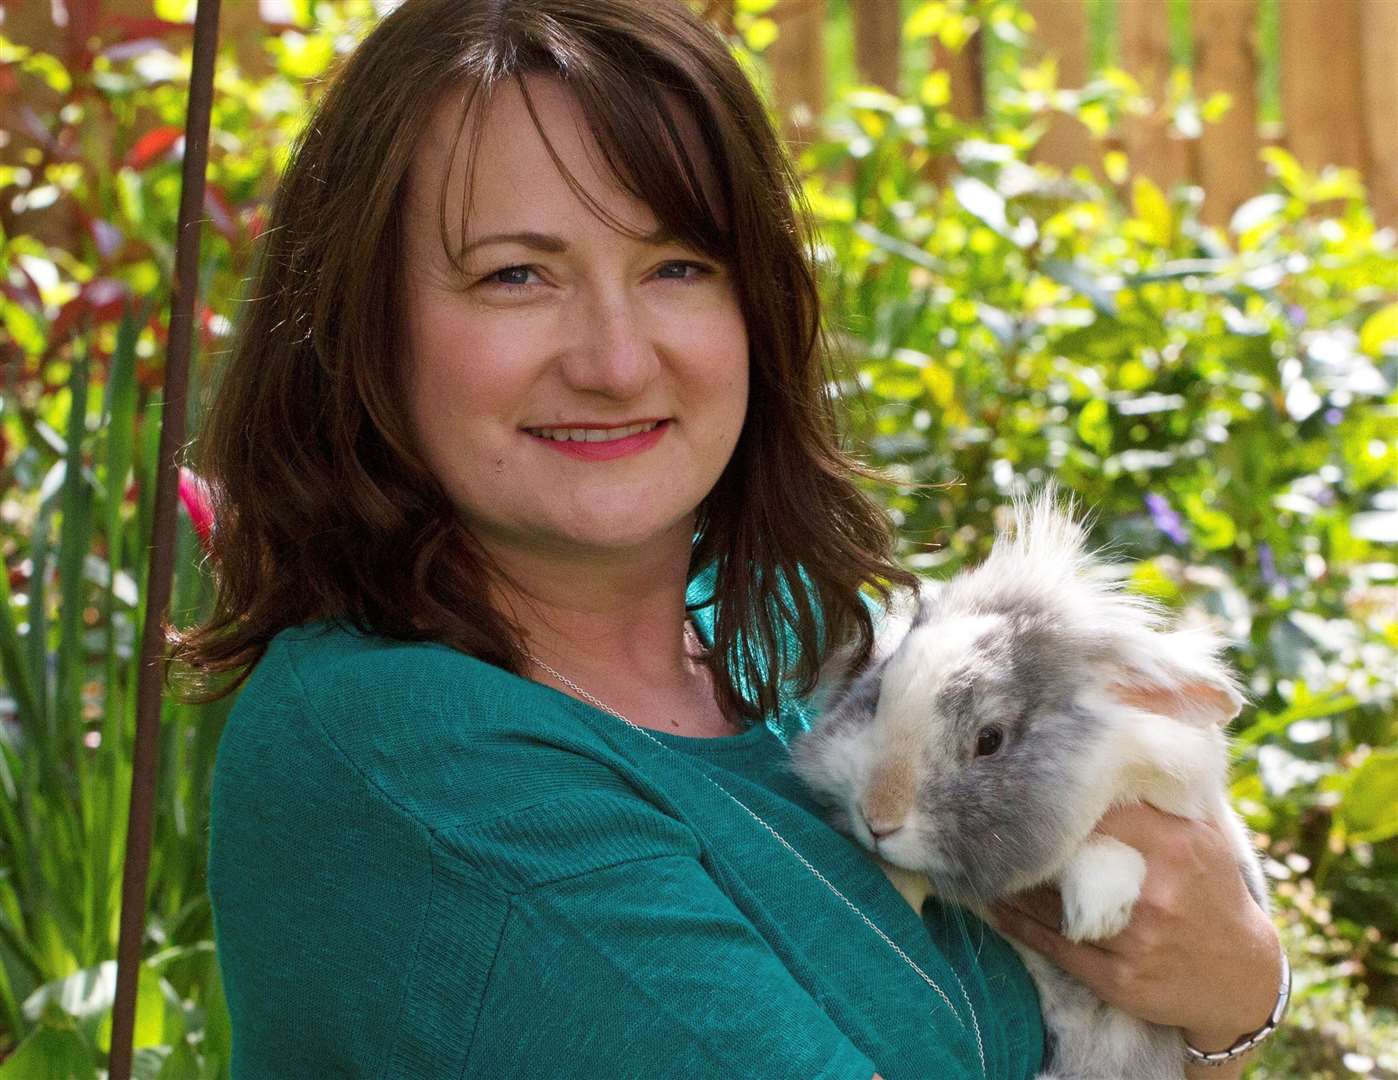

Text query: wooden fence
(727, 0), (1398, 228)
(5, 0), (1396, 229)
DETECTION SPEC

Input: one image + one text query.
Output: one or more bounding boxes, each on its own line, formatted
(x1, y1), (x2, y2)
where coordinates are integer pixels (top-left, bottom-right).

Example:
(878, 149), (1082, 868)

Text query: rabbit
(788, 482), (1271, 1080)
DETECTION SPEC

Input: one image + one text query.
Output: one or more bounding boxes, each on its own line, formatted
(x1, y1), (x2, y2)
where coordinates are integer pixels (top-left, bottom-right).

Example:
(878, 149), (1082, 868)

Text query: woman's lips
(524, 418), (670, 461)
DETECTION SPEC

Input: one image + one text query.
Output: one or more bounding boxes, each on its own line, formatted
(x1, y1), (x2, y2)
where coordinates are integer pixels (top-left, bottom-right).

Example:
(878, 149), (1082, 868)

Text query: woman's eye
(483, 265), (539, 290)
(656, 260), (712, 282)
(975, 726), (1004, 757)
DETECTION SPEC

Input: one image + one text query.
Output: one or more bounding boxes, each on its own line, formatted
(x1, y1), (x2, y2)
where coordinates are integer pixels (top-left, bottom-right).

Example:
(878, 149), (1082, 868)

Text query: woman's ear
(1103, 628), (1246, 728)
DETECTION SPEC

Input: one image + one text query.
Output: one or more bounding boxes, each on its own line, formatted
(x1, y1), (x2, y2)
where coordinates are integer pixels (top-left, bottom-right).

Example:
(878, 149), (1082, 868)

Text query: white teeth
(530, 421), (660, 443)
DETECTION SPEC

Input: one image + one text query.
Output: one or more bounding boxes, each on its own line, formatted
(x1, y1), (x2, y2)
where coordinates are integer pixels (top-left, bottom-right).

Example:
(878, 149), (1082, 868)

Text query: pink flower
(178, 467), (214, 553)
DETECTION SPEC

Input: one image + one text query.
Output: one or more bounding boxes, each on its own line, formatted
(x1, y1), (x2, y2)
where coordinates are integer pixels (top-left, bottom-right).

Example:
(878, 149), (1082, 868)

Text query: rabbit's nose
(863, 811), (904, 840)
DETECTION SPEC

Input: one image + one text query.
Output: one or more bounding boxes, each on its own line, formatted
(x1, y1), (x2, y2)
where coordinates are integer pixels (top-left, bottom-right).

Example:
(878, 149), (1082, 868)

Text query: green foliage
(1, 1), (1395, 1077)
(795, 4), (1398, 1074)
(0, 5), (381, 1073)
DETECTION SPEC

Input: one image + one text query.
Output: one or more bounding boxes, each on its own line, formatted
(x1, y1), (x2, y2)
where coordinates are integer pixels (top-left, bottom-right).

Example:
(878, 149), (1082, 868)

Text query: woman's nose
(560, 293), (660, 400)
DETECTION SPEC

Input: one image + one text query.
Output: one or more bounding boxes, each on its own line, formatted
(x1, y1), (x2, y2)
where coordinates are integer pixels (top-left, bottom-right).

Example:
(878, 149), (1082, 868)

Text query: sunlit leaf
(0, 1020), (97, 1079)
(919, 71), (950, 109)
(1260, 146), (1309, 197)
(1359, 303), (1398, 359)
(1131, 176), (1172, 247)
(1200, 91), (1233, 123)
(152, 0), (195, 22)
(905, 3), (946, 41)
(1332, 751), (1398, 844)
(1041, 260), (1120, 318)
(1103, 150), (1128, 185)
(1182, 493), (1237, 550)
(1076, 399), (1111, 455)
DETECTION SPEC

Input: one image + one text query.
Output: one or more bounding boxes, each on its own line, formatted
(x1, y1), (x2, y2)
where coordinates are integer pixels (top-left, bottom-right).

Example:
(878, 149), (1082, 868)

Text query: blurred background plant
(0, 0), (1394, 1076)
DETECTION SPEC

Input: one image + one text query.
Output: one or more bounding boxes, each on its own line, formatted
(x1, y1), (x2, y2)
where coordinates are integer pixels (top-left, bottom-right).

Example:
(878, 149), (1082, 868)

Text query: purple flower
(1324, 407), (1343, 425)
(1287, 304), (1307, 329)
(1257, 542), (1279, 587)
(1144, 492), (1189, 545)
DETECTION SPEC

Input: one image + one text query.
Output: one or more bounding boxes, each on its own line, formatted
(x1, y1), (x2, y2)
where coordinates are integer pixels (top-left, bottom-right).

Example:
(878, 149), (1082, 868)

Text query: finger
(989, 904), (1118, 988)
(1001, 885), (1062, 928)
(1091, 799), (1214, 844)
(1093, 802), (1231, 875)
(1091, 800), (1162, 837)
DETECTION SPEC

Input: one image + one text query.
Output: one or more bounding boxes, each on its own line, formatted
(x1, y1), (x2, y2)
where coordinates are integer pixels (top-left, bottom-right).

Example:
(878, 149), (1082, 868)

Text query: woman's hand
(987, 801), (1283, 1052)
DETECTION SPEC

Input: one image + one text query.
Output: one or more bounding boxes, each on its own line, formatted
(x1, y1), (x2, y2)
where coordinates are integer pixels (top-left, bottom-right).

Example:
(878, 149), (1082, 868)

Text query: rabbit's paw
(1059, 836), (1147, 943)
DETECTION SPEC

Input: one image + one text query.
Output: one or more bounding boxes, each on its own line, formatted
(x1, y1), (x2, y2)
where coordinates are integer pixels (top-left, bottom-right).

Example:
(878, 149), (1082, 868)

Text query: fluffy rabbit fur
(788, 484), (1269, 1080)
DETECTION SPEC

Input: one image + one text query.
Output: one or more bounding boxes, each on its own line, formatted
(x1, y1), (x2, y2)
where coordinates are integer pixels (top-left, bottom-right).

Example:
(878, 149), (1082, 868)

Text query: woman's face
(401, 76), (749, 567)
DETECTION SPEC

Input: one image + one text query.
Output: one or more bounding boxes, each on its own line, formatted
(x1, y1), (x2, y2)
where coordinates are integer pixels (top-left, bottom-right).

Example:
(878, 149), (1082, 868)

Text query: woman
(176, 1), (1284, 1076)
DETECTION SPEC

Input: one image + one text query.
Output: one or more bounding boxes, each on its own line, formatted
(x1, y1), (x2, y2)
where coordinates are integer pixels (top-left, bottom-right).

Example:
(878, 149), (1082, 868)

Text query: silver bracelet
(1182, 949), (1291, 1067)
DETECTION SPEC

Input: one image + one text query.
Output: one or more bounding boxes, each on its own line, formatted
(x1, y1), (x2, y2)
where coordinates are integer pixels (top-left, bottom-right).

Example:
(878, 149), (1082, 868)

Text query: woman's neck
(482, 532), (701, 696)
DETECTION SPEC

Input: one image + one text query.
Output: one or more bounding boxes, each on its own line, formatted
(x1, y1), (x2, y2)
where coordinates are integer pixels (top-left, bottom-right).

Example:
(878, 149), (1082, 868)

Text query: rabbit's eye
(975, 726), (1004, 757)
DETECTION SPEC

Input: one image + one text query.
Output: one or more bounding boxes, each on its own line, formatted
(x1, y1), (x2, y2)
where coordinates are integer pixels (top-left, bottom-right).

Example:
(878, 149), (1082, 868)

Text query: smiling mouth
(523, 419), (666, 443)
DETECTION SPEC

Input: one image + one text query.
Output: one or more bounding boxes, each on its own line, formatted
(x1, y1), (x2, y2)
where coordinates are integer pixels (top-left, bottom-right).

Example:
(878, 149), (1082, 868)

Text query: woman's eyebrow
(459, 225), (680, 257)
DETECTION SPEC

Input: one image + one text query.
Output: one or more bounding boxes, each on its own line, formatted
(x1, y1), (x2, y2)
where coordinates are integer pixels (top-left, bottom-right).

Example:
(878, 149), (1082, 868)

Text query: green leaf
(155, 1040), (200, 1080)
(0, 1020), (98, 1079)
(19, 52), (72, 96)
(905, 3), (946, 41)
(1260, 146), (1309, 197)
(1041, 260), (1120, 318)
(1131, 176), (1172, 247)
(1334, 751), (1398, 844)
(2, 303), (45, 358)
(1182, 493), (1237, 550)
(1359, 303), (1398, 358)
(55, 350), (92, 760)
(950, 176), (1009, 237)
(152, 0), (194, 22)
(1200, 91), (1233, 123)
(1076, 399), (1112, 455)
(271, 31), (336, 80)
(20, 961), (173, 1054)
(742, 16), (778, 52)
(111, 975), (170, 1053)
(919, 70), (950, 109)
(0, 553), (41, 728)
(1129, 559), (1180, 603)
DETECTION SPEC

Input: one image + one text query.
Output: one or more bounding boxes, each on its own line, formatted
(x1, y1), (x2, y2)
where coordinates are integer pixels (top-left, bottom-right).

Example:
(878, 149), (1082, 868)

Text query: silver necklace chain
(523, 626), (987, 1079)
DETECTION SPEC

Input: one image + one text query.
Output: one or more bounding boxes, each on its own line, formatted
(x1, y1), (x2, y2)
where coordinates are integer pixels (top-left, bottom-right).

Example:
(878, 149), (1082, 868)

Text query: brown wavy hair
(169, 0), (918, 722)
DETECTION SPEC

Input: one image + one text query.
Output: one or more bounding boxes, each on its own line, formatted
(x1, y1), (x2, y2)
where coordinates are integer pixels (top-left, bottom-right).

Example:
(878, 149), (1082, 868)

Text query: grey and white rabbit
(788, 483), (1270, 1080)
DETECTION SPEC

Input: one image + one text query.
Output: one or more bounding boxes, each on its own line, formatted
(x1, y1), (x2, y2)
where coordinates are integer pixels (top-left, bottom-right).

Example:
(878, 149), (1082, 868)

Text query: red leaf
(125, 125), (182, 170)
(63, 0), (103, 69)
(46, 278), (130, 349)
(100, 15), (195, 42)
(5, 265), (44, 311)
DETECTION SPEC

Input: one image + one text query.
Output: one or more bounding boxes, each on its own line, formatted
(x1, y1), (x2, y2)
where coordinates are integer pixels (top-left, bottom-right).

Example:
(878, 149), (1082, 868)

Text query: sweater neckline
(525, 592), (775, 754)
(557, 691), (774, 754)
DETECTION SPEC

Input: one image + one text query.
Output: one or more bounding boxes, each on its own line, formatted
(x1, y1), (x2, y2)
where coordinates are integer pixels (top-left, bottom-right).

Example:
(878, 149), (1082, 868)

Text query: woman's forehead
(405, 74), (725, 251)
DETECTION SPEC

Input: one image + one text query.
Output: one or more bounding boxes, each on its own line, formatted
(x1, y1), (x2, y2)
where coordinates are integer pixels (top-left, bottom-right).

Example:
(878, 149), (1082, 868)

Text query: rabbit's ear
(1104, 629), (1245, 728)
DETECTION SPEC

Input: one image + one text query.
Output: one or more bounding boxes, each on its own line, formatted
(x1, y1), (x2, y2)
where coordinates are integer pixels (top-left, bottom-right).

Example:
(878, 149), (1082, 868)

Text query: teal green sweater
(207, 580), (1044, 1079)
